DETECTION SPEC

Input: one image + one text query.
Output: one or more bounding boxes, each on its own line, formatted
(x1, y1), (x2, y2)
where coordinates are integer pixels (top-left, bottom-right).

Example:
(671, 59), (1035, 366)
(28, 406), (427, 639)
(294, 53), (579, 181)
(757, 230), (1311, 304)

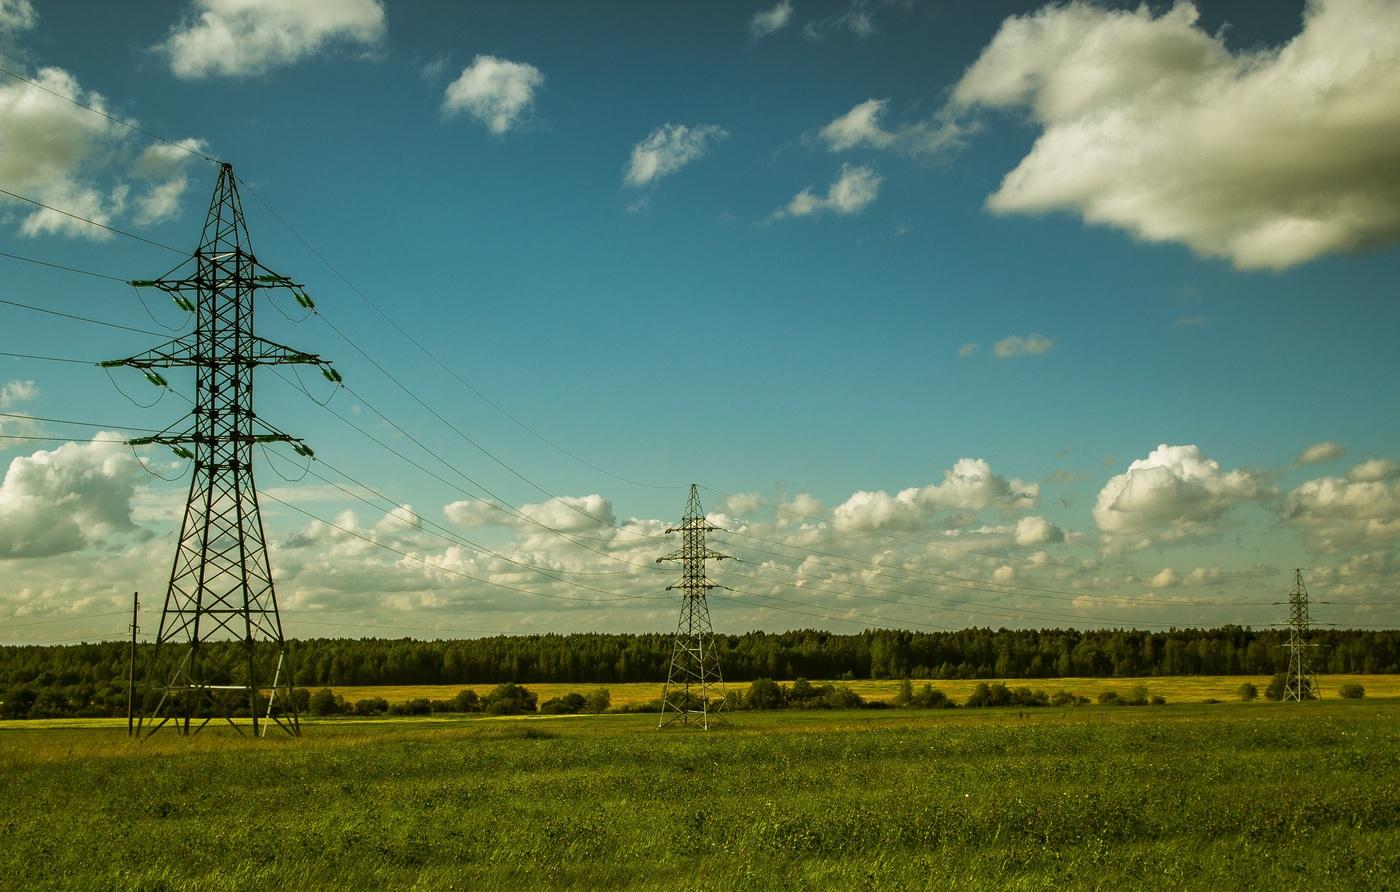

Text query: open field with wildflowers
(1, 699), (1396, 889)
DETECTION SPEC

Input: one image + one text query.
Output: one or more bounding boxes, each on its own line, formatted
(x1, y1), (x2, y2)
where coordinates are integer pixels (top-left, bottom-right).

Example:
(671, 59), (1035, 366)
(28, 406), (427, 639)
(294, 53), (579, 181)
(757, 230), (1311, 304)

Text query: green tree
(1338, 683), (1365, 699)
(585, 688), (611, 713)
(1236, 682), (1258, 702)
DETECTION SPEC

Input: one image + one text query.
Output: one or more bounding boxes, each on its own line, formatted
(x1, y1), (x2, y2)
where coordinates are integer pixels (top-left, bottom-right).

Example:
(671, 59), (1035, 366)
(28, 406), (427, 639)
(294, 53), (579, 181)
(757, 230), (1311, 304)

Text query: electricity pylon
(657, 484), (729, 729)
(1282, 569), (1320, 701)
(104, 163), (336, 737)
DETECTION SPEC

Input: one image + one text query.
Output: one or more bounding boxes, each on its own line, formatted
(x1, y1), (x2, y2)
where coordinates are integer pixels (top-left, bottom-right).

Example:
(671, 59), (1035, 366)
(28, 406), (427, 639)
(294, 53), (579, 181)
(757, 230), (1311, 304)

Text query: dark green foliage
(482, 682), (536, 715)
(1338, 683), (1365, 699)
(539, 692), (588, 715)
(911, 683), (953, 709)
(1099, 691), (1121, 705)
(1237, 682), (1259, 702)
(746, 677), (785, 710)
(447, 689), (481, 713)
(1265, 673), (1288, 701)
(389, 698), (432, 716)
(308, 688), (345, 716)
(964, 683), (1049, 708)
(353, 697), (390, 716)
(585, 688), (611, 714)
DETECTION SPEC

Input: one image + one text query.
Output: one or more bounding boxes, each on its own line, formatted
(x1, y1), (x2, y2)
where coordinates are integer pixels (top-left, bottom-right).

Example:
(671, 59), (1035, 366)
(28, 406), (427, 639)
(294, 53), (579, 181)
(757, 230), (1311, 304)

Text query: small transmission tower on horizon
(1282, 568), (1320, 701)
(656, 484), (729, 729)
(105, 163), (335, 737)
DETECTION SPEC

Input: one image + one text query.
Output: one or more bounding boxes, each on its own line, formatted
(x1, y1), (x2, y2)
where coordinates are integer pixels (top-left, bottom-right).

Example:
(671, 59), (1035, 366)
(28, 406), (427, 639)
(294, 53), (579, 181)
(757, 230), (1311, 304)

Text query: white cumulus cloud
(818, 98), (968, 156)
(1094, 444), (1273, 549)
(951, 0), (1400, 270)
(624, 123), (729, 187)
(0, 436), (145, 558)
(1014, 515), (1064, 546)
(1282, 459), (1400, 551)
(1297, 441), (1346, 465)
(751, 1), (792, 39)
(773, 163), (881, 220)
(160, 0), (386, 79)
(442, 55), (545, 135)
(0, 65), (206, 238)
(993, 333), (1054, 358)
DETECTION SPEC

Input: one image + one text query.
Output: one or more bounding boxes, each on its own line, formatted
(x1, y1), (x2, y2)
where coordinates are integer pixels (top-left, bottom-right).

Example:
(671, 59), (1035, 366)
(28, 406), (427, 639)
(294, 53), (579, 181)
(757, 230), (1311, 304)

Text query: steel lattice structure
(1283, 568), (1320, 701)
(104, 163), (335, 736)
(655, 484), (731, 729)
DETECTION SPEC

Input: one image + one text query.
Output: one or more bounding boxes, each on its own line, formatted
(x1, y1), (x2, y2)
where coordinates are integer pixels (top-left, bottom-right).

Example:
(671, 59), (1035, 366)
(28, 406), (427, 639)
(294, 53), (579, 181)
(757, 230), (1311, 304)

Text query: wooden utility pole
(127, 591), (139, 736)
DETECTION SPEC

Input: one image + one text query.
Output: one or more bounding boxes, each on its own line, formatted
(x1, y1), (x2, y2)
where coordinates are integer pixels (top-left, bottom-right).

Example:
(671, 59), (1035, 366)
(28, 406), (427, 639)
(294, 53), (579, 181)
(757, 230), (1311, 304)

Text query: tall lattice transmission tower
(1282, 568), (1320, 701)
(104, 163), (336, 736)
(656, 484), (730, 729)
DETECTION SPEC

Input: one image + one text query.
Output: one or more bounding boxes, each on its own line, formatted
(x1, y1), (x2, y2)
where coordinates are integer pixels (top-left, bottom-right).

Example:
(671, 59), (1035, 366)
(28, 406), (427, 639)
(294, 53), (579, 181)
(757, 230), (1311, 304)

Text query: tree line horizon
(3, 626), (1396, 691)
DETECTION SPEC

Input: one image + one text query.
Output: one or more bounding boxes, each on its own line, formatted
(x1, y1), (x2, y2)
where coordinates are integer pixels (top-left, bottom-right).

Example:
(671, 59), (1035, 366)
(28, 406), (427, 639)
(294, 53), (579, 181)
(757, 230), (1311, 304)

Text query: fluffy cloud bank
(952, 0), (1400, 269)
(832, 458), (1039, 531)
(0, 436), (145, 558)
(1094, 444), (1272, 549)
(773, 163), (881, 220)
(160, 0), (386, 79)
(1297, 441), (1346, 465)
(625, 123), (729, 187)
(442, 55), (545, 135)
(0, 40), (206, 239)
(1282, 458), (1400, 551)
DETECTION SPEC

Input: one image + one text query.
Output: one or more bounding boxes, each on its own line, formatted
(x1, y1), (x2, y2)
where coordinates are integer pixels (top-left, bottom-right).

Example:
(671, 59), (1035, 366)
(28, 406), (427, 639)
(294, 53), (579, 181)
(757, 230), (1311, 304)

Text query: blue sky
(1, 0), (1398, 643)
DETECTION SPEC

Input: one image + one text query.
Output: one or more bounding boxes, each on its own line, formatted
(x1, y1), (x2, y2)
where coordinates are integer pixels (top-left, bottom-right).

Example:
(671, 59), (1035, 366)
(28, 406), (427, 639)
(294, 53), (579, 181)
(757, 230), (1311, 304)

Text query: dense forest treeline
(4, 626), (1397, 696)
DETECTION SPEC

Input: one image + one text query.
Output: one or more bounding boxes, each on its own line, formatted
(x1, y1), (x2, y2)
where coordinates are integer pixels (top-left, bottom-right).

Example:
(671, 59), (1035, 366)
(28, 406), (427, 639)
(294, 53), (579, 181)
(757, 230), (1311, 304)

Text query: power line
(259, 490), (671, 607)
(0, 296), (170, 337)
(0, 65), (222, 165)
(1, 610), (131, 630)
(304, 457), (650, 578)
(0, 411), (159, 432)
(0, 187), (186, 254)
(0, 250), (128, 282)
(0, 350), (98, 365)
(0, 434), (127, 444)
(239, 177), (684, 492)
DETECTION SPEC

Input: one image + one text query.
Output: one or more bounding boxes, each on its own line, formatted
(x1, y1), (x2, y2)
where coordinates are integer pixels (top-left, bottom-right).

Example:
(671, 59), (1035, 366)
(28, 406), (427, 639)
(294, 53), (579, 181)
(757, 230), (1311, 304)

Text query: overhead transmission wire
(0, 184), (1264, 622)
(0, 250), (129, 282)
(0, 188), (186, 255)
(5, 167), (1377, 634)
(266, 364), (670, 568)
(258, 490), (671, 608)
(0, 65), (222, 166)
(0, 296), (167, 337)
(238, 177), (684, 492)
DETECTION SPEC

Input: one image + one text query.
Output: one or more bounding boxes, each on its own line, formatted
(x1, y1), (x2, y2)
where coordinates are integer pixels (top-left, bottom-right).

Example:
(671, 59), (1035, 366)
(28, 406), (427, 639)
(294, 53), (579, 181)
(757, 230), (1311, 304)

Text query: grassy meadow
(324, 673), (1400, 708)
(2, 699), (1396, 890)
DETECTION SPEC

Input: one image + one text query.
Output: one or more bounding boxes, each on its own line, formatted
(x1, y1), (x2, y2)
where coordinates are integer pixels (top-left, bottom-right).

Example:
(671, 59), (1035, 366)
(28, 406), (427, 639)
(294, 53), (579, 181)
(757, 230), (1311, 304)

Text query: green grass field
(2, 700), (1396, 889)
(322, 673), (1400, 708)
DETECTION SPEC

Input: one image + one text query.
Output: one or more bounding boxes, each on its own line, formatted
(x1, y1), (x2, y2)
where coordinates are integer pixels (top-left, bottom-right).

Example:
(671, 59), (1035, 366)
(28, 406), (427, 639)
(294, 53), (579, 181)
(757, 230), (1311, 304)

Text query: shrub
(1237, 682), (1258, 702)
(538, 692), (588, 715)
(817, 684), (864, 710)
(1124, 685), (1150, 707)
(1150, 695), (1166, 706)
(1265, 673), (1287, 701)
(353, 697), (389, 716)
(893, 678), (914, 707)
(585, 688), (611, 714)
(308, 688), (343, 716)
(965, 682), (1015, 708)
(745, 678), (785, 710)
(1050, 691), (1078, 707)
(482, 682), (537, 715)
(1338, 683), (1365, 699)
(1097, 691), (1120, 705)
(448, 689), (481, 713)
(912, 684), (952, 709)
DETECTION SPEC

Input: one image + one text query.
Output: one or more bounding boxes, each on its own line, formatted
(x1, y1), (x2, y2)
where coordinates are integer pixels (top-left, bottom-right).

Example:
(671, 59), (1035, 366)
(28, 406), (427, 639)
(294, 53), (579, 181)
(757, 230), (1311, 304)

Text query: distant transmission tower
(1282, 568), (1320, 701)
(104, 163), (335, 736)
(657, 484), (730, 729)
